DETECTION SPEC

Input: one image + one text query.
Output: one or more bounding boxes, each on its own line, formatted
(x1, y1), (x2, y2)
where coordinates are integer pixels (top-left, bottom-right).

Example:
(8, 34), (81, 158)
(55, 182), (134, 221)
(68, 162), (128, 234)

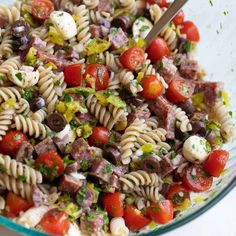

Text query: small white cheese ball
(54, 124), (76, 144)
(133, 17), (153, 41)
(183, 136), (211, 164)
(50, 11), (77, 40)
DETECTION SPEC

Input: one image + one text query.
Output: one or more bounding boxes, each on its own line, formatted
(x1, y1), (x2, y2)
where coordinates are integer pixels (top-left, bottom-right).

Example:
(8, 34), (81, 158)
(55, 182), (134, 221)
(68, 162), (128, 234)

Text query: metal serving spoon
(145, 0), (189, 49)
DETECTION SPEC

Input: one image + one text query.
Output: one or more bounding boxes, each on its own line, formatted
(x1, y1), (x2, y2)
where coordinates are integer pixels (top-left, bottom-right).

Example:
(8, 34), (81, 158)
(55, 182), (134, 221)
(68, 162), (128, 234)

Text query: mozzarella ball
(50, 11), (77, 40)
(183, 136), (211, 164)
(133, 17), (153, 41)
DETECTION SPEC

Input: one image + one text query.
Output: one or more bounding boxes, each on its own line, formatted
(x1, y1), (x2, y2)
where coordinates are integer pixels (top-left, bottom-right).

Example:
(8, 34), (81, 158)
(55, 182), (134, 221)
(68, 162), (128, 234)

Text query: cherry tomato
(103, 192), (124, 217)
(204, 150), (229, 177)
(180, 21), (200, 42)
(146, 200), (174, 224)
(119, 46), (145, 71)
(0, 131), (27, 156)
(31, 0), (54, 20)
(139, 75), (163, 100)
(88, 126), (109, 148)
(166, 77), (195, 103)
(40, 209), (70, 236)
(6, 192), (32, 217)
(123, 206), (151, 231)
(146, 37), (170, 63)
(172, 10), (185, 25)
(158, 0), (169, 8)
(166, 185), (190, 208)
(35, 151), (64, 180)
(84, 64), (109, 91)
(183, 165), (213, 192)
(64, 64), (83, 87)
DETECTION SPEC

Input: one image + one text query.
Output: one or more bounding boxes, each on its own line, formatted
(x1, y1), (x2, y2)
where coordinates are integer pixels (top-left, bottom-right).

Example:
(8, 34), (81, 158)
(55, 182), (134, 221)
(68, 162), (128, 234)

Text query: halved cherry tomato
(31, 0), (54, 20)
(119, 46), (145, 71)
(204, 150), (229, 177)
(0, 131), (27, 156)
(173, 10), (185, 25)
(84, 64), (109, 91)
(183, 165), (213, 192)
(123, 206), (151, 231)
(146, 37), (170, 63)
(144, 0), (168, 7)
(103, 192), (124, 217)
(166, 77), (195, 103)
(166, 185), (190, 208)
(40, 209), (70, 236)
(180, 21), (200, 42)
(88, 126), (109, 148)
(64, 64), (83, 87)
(6, 192), (32, 217)
(139, 75), (163, 100)
(35, 151), (64, 180)
(146, 200), (174, 224)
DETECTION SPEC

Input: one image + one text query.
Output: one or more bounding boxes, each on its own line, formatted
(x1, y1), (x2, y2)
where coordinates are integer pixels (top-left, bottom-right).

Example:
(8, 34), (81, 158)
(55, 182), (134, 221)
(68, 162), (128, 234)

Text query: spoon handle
(145, 0), (189, 49)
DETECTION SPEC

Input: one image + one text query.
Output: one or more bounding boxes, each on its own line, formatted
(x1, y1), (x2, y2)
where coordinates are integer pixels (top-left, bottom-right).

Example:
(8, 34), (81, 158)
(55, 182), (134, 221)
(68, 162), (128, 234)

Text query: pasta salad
(0, 0), (234, 235)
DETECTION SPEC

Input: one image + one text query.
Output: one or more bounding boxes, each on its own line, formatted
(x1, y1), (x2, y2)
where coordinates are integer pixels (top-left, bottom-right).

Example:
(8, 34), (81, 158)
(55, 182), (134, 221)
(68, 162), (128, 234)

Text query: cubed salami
(59, 174), (82, 194)
(15, 141), (34, 162)
(108, 28), (129, 50)
(35, 137), (57, 156)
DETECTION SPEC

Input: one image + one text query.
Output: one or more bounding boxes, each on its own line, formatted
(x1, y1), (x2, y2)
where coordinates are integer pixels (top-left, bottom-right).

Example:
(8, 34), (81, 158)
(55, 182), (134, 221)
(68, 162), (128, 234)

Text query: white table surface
(1, 188), (236, 236)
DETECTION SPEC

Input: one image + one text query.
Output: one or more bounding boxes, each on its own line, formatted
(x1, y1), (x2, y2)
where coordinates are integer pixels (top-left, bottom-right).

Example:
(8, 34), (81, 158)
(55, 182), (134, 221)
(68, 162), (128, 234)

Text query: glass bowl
(0, 0), (236, 235)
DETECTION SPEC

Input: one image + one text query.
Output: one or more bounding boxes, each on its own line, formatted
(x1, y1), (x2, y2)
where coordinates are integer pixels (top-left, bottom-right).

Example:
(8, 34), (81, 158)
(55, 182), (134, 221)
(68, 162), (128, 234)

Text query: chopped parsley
(19, 175), (27, 181)
(209, 0), (213, 6)
(223, 11), (229, 16)
(15, 72), (23, 81)
(76, 89), (90, 98)
(0, 164), (6, 173)
(76, 185), (87, 205)
(110, 27), (118, 35)
(140, 25), (150, 32)
(39, 163), (58, 180)
(111, 1), (117, 9)
(229, 111), (233, 117)
(64, 93), (72, 103)
(55, 80), (61, 86)
(157, 60), (164, 70)
(80, 159), (90, 171)
(151, 205), (159, 211)
(103, 163), (113, 174)
(22, 88), (32, 101)
(63, 156), (75, 167)
(85, 211), (96, 221)
(183, 41), (192, 52)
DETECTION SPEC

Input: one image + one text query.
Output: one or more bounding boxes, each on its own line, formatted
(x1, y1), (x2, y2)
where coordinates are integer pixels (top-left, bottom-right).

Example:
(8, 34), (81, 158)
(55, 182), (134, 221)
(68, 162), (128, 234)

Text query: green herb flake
(63, 156), (75, 167)
(110, 27), (118, 35)
(140, 25), (150, 32)
(19, 175), (27, 181)
(80, 159), (90, 171)
(111, 1), (117, 9)
(209, 0), (213, 6)
(22, 88), (32, 101)
(103, 163), (113, 174)
(0, 164), (6, 173)
(151, 205), (159, 211)
(64, 93), (72, 103)
(223, 11), (229, 16)
(183, 41), (192, 52)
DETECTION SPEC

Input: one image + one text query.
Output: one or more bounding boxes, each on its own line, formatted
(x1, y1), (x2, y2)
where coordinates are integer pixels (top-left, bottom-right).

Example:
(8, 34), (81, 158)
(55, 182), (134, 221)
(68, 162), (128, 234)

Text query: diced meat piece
(89, 158), (114, 183)
(128, 105), (151, 124)
(71, 138), (93, 163)
(76, 111), (95, 124)
(76, 185), (93, 209)
(148, 96), (175, 139)
(103, 144), (121, 165)
(51, 0), (61, 10)
(31, 37), (47, 51)
(194, 81), (224, 106)
(0, 17), (7, 28)
(179, 59), (199, 80)
(108, 28), (129, 50)
(109, 174), (121, 190)
(80, 211), (104, 234)
(190, 121), (206, 136)
(191, 112), (207, 121)
(159, 183), (171, 197)
(35, 137), (57, 156)
(99, 17), (111, 29)
(65, 162), (79, 174)
(59, 174), (82, 194)
(158, 57), (177, 84)
(52, 135), (68, 154)
(89, 24), (102, 38)
(32, 186), (45, 207)
(71, 0), (82, 4)
(159, 156), (174, 177)
(55, 48), (79, 60)
(173, 139), (183, 151)
(98, 0), (114, 14)
(113, 166), (129, 176)
(170, 153), (185, 168)
(15, 141), (34, 162)
(178, 99), (195, 115)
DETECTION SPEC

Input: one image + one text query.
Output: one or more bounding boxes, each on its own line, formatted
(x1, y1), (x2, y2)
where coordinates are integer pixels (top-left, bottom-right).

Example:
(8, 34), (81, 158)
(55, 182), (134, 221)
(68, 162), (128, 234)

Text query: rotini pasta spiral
(14, 98), (30, 115)
(0, 173), (32, 201)
(120, 0), (137, 15)
(118, 69), (143, 95)
(107, 72), (121, 94)
(38, 66), (58, 113)
(0, 26), (13, 59)
(174, 106), (192, 133)
(0, 56), (21, 78)
(0, 107), (15, 140)
(86, 94), (116, 130)
(149, 3), (163, 24)
(0, 4), (21, 24)
(31, 108), (47, 123)
(0, 87), (22, 103)
(146, 116), (159, 130)
(74, 5), (91, 49)
(120, 119), (147, 165)
(14, 115), (47, 140)
(110, 217), (129, 236)
(105, 51), (123, 73)
(89, 10), (111, 24)
(132, 186), (161, 202)
(53, 71), (67, 96)
(212, 101), (235, 141)
(160, 26), (178, 50)
(120, 170), (161, 191)
(0, 154), (43, 185)
(82, 0), (99, 9)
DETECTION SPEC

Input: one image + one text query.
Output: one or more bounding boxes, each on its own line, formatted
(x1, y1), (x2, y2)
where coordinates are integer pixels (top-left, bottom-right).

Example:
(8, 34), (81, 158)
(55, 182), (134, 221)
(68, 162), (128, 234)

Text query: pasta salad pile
(0, 0), (234, 235)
